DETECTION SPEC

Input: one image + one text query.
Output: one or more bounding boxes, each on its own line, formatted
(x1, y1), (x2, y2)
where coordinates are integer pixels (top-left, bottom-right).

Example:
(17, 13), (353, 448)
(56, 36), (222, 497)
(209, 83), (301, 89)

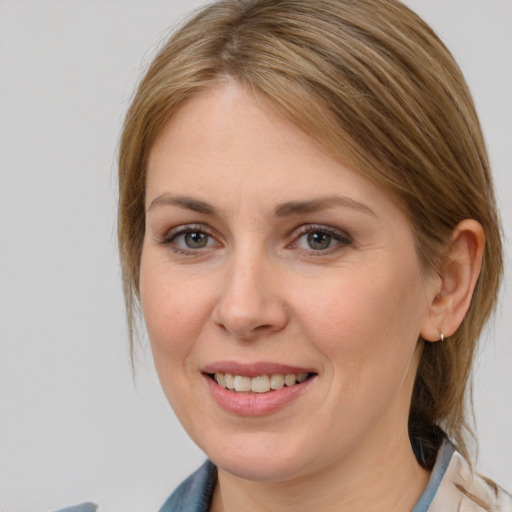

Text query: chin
(196, 429), (317, 483)
(213, 453), (309, 483)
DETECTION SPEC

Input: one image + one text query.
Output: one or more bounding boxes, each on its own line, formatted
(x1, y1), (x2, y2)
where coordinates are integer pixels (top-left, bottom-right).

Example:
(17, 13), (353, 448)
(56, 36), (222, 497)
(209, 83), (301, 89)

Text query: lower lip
(203, 374), (315, 416)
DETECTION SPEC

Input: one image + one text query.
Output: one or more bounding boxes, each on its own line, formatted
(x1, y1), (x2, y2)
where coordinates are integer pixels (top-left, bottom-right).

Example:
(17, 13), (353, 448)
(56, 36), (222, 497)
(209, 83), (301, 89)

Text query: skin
(140, 81), (483, 511)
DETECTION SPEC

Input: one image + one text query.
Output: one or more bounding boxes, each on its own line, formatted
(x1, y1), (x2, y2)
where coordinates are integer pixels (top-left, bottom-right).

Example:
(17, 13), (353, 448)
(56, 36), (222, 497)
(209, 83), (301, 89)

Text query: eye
(304, 232), (334, 250)
(175, 231), (210, 249)
(292, 225), (351, 252)
(159, 225), (219, 253)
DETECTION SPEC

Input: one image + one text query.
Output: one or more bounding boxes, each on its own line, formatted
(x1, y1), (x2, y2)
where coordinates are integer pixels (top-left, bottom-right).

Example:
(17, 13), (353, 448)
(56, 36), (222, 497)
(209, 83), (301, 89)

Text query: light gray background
(0, 1), (510, 511)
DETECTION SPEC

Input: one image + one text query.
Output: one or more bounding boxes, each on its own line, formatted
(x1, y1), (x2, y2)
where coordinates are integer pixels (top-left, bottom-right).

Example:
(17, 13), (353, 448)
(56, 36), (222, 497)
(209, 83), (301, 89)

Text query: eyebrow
(147, 193), (376, 218)
(147, 194), (217, 214)
(274, 196), (377, 218)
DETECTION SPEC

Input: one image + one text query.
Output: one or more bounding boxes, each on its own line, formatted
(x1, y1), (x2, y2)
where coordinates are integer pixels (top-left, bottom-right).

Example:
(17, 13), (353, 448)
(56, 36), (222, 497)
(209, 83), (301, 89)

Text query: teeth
(214, 373), (226, 387)
(270, 374), (284, 390)
(224, 373), (234, 390)
(284, 374), (296, 386)
(213, 372), (311, 393)
(233, 375), (251, 392)
(251, 375), (270, 393)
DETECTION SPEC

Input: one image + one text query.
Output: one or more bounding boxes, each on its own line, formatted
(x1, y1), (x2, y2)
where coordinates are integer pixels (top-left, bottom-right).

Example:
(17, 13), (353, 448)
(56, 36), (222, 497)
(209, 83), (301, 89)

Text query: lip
(201, 361), (317, 416)
(201, 361), (315, 378)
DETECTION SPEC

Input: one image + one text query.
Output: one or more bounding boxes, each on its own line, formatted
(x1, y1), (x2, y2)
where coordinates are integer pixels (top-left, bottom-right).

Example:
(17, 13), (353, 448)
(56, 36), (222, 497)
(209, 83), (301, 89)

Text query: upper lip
(201, 361), (316, 378)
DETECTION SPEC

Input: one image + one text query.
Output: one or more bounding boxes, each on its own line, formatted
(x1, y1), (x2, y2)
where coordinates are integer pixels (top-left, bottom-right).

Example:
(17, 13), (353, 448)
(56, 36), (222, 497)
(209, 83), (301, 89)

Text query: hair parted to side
(118, 0), (502, 466)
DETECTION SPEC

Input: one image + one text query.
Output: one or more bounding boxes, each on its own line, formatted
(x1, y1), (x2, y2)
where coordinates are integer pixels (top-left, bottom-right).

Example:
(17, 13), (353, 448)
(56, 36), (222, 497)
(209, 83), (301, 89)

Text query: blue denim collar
(159, 460), (217, 512)
(412, 439), (454, 512)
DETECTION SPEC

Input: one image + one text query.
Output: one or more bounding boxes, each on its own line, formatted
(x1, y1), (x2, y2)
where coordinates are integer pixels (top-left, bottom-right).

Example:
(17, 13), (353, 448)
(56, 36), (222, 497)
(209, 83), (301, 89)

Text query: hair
(118, 0), (503, 468)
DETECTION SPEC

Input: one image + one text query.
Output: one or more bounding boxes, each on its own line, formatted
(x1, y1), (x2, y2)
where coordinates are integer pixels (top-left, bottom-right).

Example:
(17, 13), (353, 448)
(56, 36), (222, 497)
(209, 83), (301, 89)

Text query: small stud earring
(439, 333), (445, 342)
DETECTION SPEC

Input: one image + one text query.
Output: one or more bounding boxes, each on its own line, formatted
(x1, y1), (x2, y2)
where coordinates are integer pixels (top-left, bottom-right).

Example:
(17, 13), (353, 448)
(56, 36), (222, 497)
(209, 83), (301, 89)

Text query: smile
(202, 364), (317, 416)
(212, 372), (311, 393)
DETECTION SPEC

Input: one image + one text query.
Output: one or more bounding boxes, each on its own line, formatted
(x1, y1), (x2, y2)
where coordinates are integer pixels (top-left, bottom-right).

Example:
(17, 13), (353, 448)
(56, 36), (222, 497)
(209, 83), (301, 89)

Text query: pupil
(307, 232), (331, 250)
(185, 232), (208, 248)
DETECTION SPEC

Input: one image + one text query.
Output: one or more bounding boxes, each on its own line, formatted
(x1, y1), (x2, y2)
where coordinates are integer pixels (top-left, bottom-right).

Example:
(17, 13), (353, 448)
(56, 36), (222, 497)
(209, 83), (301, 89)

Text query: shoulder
(430, 447), (512, 511)
(50, 462), (216, 512)
(159, 460), (217, 512)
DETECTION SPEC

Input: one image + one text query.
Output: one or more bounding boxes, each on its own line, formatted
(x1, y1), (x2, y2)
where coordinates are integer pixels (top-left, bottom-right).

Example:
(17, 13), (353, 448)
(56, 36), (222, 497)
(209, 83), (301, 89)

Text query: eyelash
(290, 224), (352, 255)
(158, 224), (219, 256)
(158, 223), (352, 256)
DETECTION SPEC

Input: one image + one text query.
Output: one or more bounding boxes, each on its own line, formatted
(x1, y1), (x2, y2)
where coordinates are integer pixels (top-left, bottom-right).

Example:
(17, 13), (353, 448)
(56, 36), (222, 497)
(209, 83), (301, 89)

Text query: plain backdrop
(0, 1), (510, 511)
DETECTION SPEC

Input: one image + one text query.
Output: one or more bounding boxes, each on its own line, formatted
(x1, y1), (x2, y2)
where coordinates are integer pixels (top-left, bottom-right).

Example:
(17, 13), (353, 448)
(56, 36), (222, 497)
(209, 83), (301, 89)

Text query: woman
(61, 0), (510, 510)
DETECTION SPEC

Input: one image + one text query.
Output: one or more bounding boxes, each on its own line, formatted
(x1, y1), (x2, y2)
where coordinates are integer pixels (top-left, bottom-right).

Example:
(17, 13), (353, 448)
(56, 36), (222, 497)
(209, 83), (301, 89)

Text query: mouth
(201, 362), (317, 415)
(206, 371), (315, 394)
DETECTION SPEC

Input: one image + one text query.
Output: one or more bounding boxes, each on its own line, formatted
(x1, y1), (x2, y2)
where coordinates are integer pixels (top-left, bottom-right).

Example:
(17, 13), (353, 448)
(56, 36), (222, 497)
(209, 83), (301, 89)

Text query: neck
(210, 428), (430, 512)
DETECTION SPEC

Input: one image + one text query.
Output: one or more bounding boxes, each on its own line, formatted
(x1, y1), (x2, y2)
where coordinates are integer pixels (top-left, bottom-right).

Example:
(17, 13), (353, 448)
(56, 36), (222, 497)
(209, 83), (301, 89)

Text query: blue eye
(162, 226), (217, 252)
(178, 231), (210, 249)
(305, 231), (334, 250)
(294, 226), (351, 252)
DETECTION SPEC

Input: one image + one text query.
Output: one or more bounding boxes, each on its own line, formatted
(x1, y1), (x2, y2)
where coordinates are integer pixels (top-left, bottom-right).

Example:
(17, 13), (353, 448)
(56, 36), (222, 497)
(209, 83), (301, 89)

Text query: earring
(439, 333), (445, 342)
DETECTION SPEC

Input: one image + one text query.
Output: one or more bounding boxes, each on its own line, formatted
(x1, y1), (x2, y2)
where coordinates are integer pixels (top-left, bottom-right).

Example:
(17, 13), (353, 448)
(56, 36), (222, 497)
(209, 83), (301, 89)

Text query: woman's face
(141, 82), (438, 482)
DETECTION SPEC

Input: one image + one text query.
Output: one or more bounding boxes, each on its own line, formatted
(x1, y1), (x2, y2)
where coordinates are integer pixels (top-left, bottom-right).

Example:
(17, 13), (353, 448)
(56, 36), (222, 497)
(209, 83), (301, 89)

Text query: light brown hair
(118, 0), (503, 465)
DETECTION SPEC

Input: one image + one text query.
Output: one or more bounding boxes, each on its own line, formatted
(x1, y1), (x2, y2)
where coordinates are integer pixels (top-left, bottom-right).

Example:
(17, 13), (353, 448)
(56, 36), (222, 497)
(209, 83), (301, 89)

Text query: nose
(212, 251), (288, 341)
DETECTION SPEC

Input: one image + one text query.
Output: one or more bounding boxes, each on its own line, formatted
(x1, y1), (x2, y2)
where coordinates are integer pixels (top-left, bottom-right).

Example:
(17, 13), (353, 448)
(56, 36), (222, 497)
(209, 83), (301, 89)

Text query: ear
(420, 219), (485, 342)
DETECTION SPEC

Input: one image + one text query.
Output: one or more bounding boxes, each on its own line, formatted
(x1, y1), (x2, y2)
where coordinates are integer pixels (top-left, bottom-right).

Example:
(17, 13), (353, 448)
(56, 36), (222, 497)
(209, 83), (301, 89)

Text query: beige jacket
(428, 445), (512, 511)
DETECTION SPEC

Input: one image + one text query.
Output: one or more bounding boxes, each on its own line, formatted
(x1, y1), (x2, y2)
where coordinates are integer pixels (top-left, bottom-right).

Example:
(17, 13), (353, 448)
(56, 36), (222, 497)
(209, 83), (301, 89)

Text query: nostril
(254, 324), (273, 332)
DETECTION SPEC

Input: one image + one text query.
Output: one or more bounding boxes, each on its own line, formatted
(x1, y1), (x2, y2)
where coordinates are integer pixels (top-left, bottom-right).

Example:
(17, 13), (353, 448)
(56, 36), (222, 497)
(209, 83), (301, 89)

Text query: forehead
(148, 82), (316, 178)
(148, 84), (374, 200)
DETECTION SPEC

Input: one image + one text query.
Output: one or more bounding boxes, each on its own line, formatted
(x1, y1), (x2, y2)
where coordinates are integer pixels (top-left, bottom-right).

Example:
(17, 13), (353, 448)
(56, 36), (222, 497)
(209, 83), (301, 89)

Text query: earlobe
(420, 219), (485, 343)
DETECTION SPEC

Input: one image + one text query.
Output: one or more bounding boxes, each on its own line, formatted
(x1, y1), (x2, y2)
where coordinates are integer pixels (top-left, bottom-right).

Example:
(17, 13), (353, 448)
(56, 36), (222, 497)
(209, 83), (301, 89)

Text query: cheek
(297, 268), (426, 441)
(302, 274), (420, 342)
(139, 254), (210, 368)
(294, 260), (428, 383)
(139, 255), (215, 425)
